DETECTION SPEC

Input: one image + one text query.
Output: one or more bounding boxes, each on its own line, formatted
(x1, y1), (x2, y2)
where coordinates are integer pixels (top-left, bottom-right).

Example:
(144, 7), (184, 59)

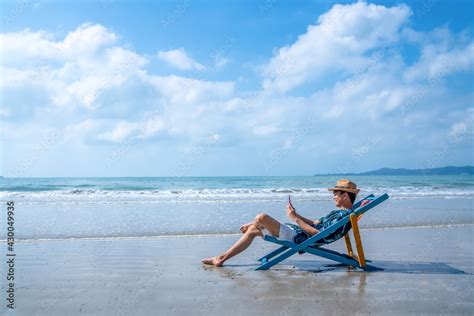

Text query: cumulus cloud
(0, 23), (234, 123)
(448, 108), (474, 140)
(0, 23), (149, 111)
(147, 74), (234, 104)
(313, 60), (418, 120)
(404, 28), (474, 81)
(157, 48), (205, 71)
(0, 23), (117, 66)
(98, 116), (165, 143)
(262, 1), (412, 93)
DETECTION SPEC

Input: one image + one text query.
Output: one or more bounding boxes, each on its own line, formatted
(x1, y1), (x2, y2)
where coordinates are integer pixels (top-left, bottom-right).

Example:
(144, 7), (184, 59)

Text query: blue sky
(1, 0), (473, 177)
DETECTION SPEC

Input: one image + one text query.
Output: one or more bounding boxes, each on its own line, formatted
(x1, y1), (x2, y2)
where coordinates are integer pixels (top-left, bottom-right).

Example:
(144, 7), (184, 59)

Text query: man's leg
(202, 213), (281, 266)
(202, 223), (262, 266)
(254, 213), (281, 236)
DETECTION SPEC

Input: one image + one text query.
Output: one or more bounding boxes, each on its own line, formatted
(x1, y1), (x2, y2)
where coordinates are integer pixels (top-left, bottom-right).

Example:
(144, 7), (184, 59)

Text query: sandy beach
(1, 224), (473, 315)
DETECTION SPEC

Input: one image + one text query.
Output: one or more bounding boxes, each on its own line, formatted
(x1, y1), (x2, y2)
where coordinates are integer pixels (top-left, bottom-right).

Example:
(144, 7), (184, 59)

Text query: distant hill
(315, 166), (474, 176)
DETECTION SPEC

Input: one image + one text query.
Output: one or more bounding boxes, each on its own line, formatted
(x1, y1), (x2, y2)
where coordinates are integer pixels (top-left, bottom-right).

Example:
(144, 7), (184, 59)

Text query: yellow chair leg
(344, 234), (353, 257)
(344, 234), (356, 269)
(350, 214), (366, 268)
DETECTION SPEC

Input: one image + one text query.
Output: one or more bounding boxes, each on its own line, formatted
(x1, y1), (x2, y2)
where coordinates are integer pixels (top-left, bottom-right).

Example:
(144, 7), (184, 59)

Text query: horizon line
(1, 165), (473, 179)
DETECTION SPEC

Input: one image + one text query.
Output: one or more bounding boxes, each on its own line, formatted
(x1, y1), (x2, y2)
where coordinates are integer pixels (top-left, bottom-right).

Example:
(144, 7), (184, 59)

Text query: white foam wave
(0, 186), (473, 204)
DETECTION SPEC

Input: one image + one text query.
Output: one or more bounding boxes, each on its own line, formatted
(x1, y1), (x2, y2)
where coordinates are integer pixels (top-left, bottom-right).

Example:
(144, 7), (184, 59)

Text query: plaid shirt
(286, 209), (352, 245)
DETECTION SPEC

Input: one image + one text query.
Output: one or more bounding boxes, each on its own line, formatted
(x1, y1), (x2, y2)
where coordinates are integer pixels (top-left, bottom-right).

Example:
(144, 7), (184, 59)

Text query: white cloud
(214, 56), (230, 68)
(0, 23), (150, 111)
(63, 119), (102, 144)
(259, 2), (473, 124)
(0, 22), (239, 150)
(262, 1), (411, 93)
(147, 74), (234, 104)
(55, 47), (148, 108)
(98, 120), (139, 142)
(157, 48), (205, 71)
(0, 23), (117, 66)
(448, 108), (474, 140)
(60, 23), (117, 57)
(0, 23), (235, 118)
(318, 64), (418, 120)
(449, 122), (468, 139)
(252, 125), (281, 136)
(65, 114), (166, 144)
(404, 28), (474, 81)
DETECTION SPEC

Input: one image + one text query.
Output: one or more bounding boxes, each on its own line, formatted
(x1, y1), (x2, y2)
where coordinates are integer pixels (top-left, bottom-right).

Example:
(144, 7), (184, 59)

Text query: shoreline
(1, 222), (473, 243)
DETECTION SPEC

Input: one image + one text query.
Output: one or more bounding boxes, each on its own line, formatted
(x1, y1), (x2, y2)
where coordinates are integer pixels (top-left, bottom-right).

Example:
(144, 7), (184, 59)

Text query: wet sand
(1, 225), (473, 315)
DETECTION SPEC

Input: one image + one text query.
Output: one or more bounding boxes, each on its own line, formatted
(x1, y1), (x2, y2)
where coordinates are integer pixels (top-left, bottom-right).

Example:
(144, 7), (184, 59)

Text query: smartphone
(288, 195), (295, 210)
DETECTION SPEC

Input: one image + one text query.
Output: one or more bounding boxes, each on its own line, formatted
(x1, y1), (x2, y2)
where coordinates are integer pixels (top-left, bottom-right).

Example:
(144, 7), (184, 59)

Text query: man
(202, 179), (360, 267)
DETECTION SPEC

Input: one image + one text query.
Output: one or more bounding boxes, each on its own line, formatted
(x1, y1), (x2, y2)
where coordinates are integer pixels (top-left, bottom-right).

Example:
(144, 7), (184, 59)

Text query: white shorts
(262, 223), (297, 242)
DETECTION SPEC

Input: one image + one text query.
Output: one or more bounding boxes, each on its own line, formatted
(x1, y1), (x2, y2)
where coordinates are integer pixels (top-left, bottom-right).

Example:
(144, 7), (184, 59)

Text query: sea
(1, 175), (473, 240)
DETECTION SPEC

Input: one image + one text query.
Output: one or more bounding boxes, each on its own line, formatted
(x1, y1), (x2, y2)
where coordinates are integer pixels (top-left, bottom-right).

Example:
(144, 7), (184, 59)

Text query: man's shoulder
(324, 209), (351, 219)
(327, 209), (350, 215)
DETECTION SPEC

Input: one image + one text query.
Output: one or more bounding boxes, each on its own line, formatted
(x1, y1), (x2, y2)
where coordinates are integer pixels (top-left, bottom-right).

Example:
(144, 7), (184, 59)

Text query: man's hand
(287, 204), (297, 221)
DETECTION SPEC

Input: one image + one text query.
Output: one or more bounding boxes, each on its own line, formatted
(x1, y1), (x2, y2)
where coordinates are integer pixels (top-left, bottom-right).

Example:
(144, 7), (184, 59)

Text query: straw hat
(328, 179), (360, 194)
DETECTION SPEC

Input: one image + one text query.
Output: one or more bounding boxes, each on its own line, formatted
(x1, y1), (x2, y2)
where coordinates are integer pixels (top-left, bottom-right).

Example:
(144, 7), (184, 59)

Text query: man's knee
(255, 213), (269, 224)
(246, 224), (262, 237)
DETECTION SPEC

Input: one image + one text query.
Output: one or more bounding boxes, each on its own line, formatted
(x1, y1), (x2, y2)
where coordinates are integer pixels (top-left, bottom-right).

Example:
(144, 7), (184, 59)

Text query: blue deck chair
(256, 193), (389, 271)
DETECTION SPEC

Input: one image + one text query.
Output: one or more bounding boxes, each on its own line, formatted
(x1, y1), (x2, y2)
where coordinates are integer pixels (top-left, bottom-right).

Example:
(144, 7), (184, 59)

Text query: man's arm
(293, 216), (319, 236)
(287, 206), (320, 236)
(296, 213), (320, 226)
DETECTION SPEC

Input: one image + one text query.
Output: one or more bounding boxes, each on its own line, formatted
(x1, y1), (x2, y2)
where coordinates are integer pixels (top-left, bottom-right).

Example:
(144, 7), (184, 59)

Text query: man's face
(332, 190), (346, 208)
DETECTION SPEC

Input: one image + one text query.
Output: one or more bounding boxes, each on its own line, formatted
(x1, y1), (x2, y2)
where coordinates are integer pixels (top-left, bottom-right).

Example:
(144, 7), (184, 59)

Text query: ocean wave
(1, 186), (473, 204)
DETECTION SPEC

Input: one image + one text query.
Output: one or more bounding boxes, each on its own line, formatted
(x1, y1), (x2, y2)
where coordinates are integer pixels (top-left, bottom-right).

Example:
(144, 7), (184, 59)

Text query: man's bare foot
(202, 256), (225, 267)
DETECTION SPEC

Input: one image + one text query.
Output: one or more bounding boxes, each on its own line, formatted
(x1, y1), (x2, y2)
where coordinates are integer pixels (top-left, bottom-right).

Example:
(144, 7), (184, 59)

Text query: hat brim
(328, 187), (360, 194)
